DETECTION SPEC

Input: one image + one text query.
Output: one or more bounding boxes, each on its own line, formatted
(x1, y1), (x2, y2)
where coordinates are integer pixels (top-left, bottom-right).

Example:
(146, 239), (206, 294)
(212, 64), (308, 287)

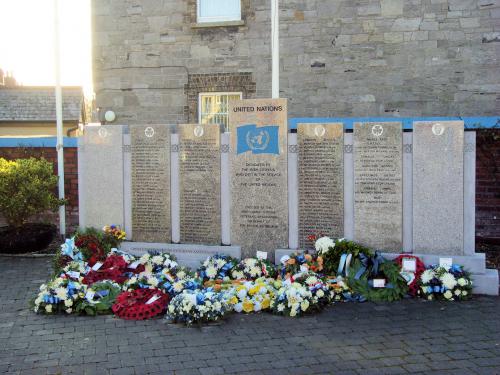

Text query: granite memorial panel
(79, 125), (124, 229)
(229, 98), (288, 258)
(130, 125), (171, 243)
(354, 122), (403, 251)
(413, 121), (464, 254)
(298, 123), (344, 249)
(179, 124), (221, 245)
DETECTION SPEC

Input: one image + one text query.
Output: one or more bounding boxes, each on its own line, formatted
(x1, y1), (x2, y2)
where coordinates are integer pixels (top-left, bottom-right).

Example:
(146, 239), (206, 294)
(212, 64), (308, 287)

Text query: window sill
(191, 20), (245, 29)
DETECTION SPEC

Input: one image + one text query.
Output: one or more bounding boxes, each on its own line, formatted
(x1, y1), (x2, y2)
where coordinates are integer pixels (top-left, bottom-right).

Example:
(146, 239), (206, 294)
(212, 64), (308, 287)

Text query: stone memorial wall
(229, 98), (288, 258)
(297, 123), (344, 249)
(130, 125), (171, 243)
(413, 121), (464, 255)
(354, 122), (403, 252)
(179, 124), (221, 245)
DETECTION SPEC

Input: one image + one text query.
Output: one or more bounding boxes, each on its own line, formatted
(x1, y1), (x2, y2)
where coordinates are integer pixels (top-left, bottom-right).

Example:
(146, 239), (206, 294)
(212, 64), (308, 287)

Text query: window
(198, 92), (242, 130)
(197, 0), (241, 23)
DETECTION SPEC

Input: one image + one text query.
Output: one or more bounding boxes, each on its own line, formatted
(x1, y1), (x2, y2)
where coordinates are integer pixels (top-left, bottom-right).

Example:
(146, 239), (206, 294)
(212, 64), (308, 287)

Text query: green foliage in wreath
(348, 259), (408, 302)
(75, 281), (122, 316)
(322, 239), (373, 275)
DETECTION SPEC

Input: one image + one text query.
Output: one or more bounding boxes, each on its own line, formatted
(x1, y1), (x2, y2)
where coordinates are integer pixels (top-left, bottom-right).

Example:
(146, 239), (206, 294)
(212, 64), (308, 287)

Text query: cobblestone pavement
(1, 257), (500, 375)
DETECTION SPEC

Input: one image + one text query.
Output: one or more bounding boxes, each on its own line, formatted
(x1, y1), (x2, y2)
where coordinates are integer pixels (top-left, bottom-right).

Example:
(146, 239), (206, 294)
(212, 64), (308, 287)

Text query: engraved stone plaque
(229, 98), (288, 258)
(79, 125), (124, 229)
(130, 125), (171, 242)
(413, 121), (464, 254)
(179, 124), (221, 245)
(298, 123), (344, 249)
(354, 122), (403, 251)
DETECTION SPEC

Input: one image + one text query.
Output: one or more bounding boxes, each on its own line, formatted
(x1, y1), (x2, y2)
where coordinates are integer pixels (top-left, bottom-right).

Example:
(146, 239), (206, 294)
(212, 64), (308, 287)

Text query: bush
(0, 157), (65, 227)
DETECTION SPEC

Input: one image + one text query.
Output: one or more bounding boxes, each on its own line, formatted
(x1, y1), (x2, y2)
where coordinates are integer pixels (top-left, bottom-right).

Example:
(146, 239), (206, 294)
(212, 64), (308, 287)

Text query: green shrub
(0, 157), (65, 227)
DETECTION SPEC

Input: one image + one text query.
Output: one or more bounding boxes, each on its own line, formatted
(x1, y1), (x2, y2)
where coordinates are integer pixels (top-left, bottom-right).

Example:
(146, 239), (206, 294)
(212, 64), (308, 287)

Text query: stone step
(472, 269), (499, 296)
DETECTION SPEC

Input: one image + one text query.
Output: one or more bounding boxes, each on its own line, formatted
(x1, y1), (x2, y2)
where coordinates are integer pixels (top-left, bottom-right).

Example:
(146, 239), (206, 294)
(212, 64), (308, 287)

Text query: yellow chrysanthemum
(242, 299), (254, 313)
(261, 298), (270, 310)
(230, 296), (238, 305)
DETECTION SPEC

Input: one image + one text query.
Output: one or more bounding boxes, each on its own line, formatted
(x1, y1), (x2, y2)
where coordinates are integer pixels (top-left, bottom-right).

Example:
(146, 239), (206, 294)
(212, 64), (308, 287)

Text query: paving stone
(1, 257), (500, 375)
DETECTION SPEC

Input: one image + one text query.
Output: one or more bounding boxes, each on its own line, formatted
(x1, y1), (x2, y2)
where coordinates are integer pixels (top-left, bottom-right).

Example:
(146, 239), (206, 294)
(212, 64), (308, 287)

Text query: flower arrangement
(230, 258), (277, 280)
(279, 253), (323, 279)
(136, 252), (179, 275)
(394, 254), (426, 297)
(165, 289), (231, 325)
(270, 281), (318, 317)
(103, 225), (126, 242)
(227, 278), (277, 313)
(198, 254), (237, 281)
(33, 276), (87, 314)
(419, 264), (473, 301)
(75, 281), (122, 316)
(292, 272), (334, 308)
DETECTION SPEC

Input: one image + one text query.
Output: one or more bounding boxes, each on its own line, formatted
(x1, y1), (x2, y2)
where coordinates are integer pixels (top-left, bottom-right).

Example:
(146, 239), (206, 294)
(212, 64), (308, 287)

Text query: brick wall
(476, 129), (500, 243)
(0, 147), (79, 233)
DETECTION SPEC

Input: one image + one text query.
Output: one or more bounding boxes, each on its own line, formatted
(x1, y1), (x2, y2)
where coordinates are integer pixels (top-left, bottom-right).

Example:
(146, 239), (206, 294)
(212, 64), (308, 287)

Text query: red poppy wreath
(112, 288), (170, 320)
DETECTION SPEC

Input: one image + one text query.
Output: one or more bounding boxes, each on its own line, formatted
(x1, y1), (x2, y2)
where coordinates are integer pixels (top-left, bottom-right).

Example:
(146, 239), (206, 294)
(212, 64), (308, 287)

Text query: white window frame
(198, 91), (243, 128)
(197, 0), (241, 23)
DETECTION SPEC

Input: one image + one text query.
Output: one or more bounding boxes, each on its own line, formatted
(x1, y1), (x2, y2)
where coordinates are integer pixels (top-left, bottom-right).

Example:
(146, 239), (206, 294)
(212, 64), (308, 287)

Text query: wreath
(348, 252), (408, 302)
(75, 281), (122, 316)
(279, 252), (323, 279)
(393, 255), (426, 296)
(316, 238), (373, 276)
(112, 288), (170, 320)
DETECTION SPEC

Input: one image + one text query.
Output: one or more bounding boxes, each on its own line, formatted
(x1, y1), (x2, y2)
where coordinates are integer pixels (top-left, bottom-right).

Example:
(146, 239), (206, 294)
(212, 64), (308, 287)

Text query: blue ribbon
(355, 251), (385, 280)
(95, 290), (109, 298)
(338, 254), (348, 276)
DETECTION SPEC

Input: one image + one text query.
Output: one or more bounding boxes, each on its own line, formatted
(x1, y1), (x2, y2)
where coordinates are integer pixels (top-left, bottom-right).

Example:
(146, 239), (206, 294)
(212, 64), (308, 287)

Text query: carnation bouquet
(33, 276), (87, 314)
(419, 264), (473, 301)
(198, 254), (237, 281)
(165, 289), (231, 325)
(230, 258), (277, 280)
(227, 278), (277, 313)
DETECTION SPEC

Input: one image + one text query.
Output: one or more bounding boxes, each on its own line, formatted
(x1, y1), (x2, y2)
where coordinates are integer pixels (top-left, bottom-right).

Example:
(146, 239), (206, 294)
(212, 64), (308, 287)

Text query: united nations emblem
(194, 125), (204, 137)
(145, 127), (155, 138)
(432, 123), (444, 136)
(246, 129), (270, 151)
(371, 124), (384, 137)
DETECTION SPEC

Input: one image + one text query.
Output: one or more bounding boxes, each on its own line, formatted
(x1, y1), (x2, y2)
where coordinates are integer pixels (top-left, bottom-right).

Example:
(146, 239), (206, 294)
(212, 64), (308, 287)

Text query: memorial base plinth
(274, 249), (499, 296)
(120, 242), (241, 269)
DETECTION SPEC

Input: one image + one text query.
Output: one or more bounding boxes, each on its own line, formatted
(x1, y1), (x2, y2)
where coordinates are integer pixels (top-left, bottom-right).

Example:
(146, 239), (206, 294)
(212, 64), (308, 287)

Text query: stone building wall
(92, 0), (499, 124)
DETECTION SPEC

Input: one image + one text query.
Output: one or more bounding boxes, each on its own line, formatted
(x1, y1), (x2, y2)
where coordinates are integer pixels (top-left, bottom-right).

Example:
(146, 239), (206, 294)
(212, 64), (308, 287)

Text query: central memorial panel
(298, 123), (344, 249)
(354, 122), (403, 251)
(130, 125), (171, 243)
(229, 98), (288, 258)
(179, 124), (221, 245)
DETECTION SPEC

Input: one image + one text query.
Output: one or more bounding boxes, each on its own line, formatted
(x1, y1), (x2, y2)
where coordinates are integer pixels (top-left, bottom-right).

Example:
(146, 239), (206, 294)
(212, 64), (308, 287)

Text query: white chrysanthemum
(55, 287), (67, 300)
(64, 299), (73, 307)
(420, 269), (436, 284)
(173, 282), (184, 293)
(140, 254), (150, 263)
(233, 271), (244, 280)
(454, 289), (461, 296)
(177, 270), (186, 279)
(290, 307), (298, 317)
(440, 272), (458, 290)
(462, 290), (468, 296)
(443, 290), (453, 300)
(457, 278), (468, 286)
(206, 266), (217, 278)
(277, 303), (285, 312)
(151, 255), (163, 265)
(234, 303), (243, 313)
(250, 267), (261, 277)
(45, 305), (53, 313)
(300, 300), (310, 311)
(148, 277), (159, 287)
(316, 289), (325, 298)
(315, 236), (335, 254)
